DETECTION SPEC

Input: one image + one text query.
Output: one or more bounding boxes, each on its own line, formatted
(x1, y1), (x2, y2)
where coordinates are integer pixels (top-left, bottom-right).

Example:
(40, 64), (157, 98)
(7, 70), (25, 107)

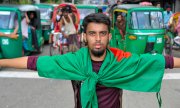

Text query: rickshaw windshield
(0, 11), (17, 29)
(131, 11), (163, 29)
(78, 8), (95, 20)
(39, 8), (52, 20)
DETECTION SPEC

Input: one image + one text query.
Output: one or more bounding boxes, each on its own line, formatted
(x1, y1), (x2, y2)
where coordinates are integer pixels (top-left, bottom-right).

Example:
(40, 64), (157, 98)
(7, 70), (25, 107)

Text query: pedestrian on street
(164, 5), (173, 29)
(0, 13), (180, 108)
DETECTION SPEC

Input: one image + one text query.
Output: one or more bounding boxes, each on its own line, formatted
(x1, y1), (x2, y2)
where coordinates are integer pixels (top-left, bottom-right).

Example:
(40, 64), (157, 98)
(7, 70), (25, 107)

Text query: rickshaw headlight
(129, 35), (137, 40)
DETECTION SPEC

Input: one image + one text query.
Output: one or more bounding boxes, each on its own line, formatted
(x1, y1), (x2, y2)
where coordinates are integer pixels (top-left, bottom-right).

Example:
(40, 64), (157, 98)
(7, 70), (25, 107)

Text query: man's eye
(100, 32), (107, 36)
(88, 32), (95, 36)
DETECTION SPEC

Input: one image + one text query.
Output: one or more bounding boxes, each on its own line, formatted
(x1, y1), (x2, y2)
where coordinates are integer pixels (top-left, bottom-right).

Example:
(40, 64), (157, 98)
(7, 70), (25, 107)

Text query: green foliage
(19, 0), (30, 4)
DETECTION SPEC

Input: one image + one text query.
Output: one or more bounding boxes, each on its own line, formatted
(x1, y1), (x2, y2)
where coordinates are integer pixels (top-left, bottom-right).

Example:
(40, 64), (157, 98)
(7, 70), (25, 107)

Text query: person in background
(164, 5), (173, 29)
(156, 2), (161, 8)
(60, 5), (79, 52)
(116, 13), (126, 39)
(29, 12), (39, 51)
(21, 12), (30, 51)
(53, 9), (63, 48)
(117, 0), (122, 5)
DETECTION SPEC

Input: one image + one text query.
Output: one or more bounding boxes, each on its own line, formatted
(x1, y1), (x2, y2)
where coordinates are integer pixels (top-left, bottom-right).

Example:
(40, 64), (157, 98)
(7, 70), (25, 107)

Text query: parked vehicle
(35, 3), (58, 42)
(76, 4), (101, 26)
(110, 4), (166, 54)
(0, 4), (44, 58)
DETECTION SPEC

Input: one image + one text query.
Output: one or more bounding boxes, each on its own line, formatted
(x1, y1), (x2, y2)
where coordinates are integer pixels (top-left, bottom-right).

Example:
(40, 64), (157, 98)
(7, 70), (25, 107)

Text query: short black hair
(82, 13), (111, 33)
(62, 5), (72, 13)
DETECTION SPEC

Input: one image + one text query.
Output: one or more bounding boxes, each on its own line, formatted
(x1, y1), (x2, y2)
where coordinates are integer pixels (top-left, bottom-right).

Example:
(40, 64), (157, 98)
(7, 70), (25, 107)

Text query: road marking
(0, 71), (180, 80)
(163, 73), (180, 80)
(0, 72), (41, 79)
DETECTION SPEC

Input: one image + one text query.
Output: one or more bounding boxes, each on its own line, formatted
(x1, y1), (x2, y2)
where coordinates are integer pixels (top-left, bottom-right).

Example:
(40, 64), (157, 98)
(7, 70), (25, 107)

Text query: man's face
(63, 11), (69, 18)
(156, 4), (161, 8)
(30, 13), (34, 19)
(167, 8), (171, 12)
(117, 1), (121, 5)
(117, 15), (123, 22)
(84, 22), (111, 57)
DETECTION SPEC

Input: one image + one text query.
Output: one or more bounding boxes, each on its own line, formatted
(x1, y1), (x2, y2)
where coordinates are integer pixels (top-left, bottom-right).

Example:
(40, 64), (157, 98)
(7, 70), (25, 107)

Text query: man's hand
(9, 33), (18, 39)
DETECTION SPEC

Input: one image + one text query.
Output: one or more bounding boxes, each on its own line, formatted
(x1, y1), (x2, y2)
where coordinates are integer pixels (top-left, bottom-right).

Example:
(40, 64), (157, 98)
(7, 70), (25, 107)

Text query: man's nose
(95, 33), (101, 41)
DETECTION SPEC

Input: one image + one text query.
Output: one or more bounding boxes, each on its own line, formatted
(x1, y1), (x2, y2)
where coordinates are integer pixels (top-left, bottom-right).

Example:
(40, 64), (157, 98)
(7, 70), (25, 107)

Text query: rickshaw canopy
(52, 3), (80, 31)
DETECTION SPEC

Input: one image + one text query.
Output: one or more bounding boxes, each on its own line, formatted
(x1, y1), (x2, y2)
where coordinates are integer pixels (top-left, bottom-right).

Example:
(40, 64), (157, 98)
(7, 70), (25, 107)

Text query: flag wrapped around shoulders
(37, 47), (165, 108)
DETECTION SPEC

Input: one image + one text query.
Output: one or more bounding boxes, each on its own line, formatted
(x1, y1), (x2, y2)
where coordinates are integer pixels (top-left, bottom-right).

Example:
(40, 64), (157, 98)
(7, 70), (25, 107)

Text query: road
(0, 44), (180, 108)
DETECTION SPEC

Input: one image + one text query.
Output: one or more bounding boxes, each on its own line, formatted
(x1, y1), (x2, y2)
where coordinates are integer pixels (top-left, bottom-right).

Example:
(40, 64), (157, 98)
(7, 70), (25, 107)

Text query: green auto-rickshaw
(35, 3), (58, 42)
(76, 4), (107, 26)
(110, 4), (166, 55)
(0, 5), (44, 59)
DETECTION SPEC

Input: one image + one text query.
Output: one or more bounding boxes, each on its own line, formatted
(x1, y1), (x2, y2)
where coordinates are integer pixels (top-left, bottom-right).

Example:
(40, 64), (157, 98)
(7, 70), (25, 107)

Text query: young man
(116, 13), (126, 39)
(164, 5), (173, 29)
(0, 13), (180, 108)
(29, 12), (39, 51)
(60, 5), (79, 52)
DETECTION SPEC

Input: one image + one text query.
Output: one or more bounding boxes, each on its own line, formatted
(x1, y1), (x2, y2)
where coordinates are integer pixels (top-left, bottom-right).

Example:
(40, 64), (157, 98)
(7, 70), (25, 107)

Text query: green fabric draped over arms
(37, 47), (165, 108)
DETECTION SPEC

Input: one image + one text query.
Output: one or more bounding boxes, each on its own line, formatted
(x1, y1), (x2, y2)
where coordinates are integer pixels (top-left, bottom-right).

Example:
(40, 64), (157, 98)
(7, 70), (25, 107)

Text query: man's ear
(83, 33), (87, 42)
(108, 33), (112, 41)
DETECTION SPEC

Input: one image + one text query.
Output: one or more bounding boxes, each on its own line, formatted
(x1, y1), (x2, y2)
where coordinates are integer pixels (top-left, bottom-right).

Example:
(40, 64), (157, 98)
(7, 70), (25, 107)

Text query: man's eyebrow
(87, 31), (96, 33)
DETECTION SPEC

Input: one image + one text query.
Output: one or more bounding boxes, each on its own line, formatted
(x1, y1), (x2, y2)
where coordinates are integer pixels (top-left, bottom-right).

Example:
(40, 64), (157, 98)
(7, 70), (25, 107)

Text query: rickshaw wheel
(49, 43), (62, 56)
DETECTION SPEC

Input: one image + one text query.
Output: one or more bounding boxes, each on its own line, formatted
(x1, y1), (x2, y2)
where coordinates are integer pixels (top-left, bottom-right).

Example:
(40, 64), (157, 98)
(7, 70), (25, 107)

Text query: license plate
(148, 37), (156, 42)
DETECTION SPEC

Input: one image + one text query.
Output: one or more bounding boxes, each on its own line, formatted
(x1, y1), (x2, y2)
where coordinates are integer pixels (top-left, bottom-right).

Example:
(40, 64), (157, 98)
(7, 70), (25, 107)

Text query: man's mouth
(95, 44), (101, 49)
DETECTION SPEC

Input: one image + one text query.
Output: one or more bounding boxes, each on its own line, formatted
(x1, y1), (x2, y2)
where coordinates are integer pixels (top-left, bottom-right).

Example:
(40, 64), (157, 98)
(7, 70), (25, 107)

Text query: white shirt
(21, 18), (29, 38)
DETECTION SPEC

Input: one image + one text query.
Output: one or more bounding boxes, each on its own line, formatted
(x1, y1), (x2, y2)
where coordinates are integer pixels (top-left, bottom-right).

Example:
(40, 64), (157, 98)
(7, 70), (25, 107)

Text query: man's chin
(91, 49), (105, 57)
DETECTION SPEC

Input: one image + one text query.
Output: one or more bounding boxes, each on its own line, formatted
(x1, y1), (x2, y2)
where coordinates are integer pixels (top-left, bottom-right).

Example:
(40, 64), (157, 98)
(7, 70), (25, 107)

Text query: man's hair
(82, 13), (111, 33)
(117, 0), (121, 3)
(62, 5), (72, 13)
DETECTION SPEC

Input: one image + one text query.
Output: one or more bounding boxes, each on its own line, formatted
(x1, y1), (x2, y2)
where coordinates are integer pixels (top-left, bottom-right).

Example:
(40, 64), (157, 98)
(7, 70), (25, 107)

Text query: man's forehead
(87, 22), (108, 30)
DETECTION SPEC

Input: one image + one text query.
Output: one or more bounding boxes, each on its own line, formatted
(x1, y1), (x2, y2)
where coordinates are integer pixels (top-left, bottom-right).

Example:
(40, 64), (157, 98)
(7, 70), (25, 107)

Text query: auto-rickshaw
(76, 4), (102, 26)
(110, 4), (166, 54)
(0, 5), (44, 59)
(35, 3), (58, 42)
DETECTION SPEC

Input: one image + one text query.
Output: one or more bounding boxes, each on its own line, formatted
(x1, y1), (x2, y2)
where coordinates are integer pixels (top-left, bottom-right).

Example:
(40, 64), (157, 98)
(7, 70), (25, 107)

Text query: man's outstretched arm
(0, 57), (28, 69)
(174, 57), (180, 68)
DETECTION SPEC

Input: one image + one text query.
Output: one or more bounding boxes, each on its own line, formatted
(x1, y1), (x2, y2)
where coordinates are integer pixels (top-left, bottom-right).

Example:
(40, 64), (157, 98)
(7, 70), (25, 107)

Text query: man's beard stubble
(88, 41), (109, 58)
(90, 48), (105, 57)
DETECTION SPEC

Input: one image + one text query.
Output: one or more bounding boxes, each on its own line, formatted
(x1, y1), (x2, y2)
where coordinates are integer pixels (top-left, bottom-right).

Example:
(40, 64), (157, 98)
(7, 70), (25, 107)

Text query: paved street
(0, 44), (180, 108)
